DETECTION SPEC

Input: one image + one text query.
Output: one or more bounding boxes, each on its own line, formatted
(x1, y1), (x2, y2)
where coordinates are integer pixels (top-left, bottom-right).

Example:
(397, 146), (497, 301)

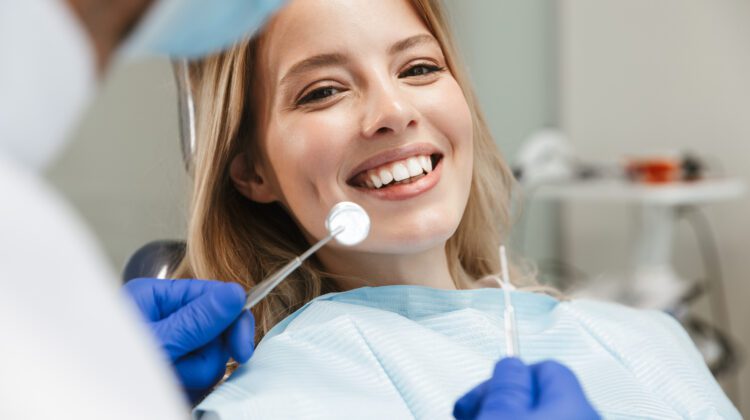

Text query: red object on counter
(626, 158), (680, 184)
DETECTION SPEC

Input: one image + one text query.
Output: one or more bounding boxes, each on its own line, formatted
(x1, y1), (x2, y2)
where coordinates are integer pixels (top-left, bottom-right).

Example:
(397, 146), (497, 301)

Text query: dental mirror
(243, 201), (370, 310)
(326, 201), (370, 246)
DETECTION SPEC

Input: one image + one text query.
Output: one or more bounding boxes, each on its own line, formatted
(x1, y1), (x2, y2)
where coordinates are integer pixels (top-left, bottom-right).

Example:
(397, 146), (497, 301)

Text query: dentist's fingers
(153, 282), (246, 360)
(453, 379), (489, 420)
(173, 339), (230, 392)
(225, 310), (255, 363)
(532, 361), (600, 420)
(477, 358), (534, 416)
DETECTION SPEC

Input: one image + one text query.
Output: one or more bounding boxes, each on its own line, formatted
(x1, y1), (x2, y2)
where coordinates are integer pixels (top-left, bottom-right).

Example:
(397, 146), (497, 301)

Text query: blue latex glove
(454, 358), (600, 420)
(124, 278), (255, 402)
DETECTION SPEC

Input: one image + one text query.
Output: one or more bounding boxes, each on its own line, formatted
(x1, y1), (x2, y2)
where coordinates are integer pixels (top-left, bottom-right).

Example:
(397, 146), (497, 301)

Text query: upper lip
(346, 143), (443, 182)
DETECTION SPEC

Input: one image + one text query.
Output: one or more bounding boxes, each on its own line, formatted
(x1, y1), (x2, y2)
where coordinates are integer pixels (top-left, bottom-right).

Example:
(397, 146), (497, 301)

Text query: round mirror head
(325, 201), (370, 246)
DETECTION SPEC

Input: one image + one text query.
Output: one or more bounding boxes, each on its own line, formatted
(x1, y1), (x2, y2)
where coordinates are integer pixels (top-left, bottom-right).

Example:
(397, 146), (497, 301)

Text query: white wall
(559, 0), (750, 413)
(445, 0), (561, 267)
(47, 59), (188, 272)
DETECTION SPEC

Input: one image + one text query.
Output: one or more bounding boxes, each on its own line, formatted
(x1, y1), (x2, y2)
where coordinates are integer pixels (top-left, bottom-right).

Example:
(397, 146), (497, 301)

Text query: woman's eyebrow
(280, 53), (348, 87)
(388, 34), (438, 55)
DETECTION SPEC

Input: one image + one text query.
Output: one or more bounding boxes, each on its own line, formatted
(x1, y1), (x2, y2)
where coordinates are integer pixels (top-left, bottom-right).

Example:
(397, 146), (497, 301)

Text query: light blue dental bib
(194, 286), (738, 419)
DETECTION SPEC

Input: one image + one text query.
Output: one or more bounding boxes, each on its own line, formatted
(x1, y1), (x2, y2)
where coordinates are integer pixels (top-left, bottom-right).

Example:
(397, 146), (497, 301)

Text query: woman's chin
(362, 223), (459, 254)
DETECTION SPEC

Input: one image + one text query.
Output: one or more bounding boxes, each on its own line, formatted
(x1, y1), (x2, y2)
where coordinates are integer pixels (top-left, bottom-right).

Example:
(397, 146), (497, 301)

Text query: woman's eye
(297, 86), (341, 105)
(399, 63), (445, 78)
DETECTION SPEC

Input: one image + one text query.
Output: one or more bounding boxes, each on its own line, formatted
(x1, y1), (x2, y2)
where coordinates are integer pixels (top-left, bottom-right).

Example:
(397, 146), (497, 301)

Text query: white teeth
(419, 155), (432, 172)
(391, 163), (410, 181)
(357, 154), (436, 189)
(379, 168), (394, 185)
(406, 157), (423, 177)
(368, 172), (382, 188)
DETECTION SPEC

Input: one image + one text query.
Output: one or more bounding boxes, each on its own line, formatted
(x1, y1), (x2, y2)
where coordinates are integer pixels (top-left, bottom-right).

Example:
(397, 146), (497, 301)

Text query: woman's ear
(229, 153), (278, 203)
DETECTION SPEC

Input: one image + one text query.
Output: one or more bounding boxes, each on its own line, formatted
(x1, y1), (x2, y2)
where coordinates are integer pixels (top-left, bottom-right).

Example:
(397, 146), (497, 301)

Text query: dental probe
(243, 226), (344, 310)
(243, 201), (370, 310)
(499, 245), (520, 358)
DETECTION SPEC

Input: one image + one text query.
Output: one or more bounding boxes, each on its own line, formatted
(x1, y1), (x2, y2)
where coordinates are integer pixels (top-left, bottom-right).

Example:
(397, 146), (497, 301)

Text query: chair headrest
(122, 240), (186, 283)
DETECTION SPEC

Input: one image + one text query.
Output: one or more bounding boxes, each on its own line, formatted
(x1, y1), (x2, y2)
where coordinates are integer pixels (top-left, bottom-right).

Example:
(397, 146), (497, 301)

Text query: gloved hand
(453, 358), (600, 420)
(123, 278), (255, 402)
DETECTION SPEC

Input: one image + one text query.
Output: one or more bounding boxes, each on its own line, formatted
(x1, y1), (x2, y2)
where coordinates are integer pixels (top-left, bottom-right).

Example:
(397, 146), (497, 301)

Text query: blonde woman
(154, 0), (739, 418)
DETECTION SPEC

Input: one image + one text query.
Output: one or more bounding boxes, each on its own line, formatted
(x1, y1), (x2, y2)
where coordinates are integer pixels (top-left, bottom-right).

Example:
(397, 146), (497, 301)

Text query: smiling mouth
(348, 153), (443, 189)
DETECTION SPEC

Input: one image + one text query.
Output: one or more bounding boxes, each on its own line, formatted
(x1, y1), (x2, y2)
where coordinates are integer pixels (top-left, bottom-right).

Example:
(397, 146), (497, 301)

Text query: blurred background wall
(444, 0), (561, 273)
(45, 0), (749, 414)
(47, 59), (187, 277)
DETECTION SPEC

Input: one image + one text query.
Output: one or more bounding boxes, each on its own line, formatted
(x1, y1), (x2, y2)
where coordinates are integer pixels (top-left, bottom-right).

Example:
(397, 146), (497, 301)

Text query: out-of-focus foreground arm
(0, 1), (188, 419)
(0, 0), (97, 172)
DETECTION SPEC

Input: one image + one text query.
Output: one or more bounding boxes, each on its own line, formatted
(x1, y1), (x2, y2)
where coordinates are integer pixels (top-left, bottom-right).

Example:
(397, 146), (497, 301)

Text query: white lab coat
(0, 0), (188, 418)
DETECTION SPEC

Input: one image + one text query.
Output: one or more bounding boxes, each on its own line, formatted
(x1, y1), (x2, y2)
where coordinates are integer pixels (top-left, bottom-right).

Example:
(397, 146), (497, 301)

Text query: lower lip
(352, 159), (443, 201)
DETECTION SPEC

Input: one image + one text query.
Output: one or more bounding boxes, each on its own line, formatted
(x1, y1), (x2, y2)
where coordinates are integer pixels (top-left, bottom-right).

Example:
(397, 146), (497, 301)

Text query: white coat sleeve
(0, 1), (189, 419)
(0, 0), (95, 171)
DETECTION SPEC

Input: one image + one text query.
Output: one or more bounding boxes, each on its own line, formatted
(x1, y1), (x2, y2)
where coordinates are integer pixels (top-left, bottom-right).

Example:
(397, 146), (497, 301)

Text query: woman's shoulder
(561, 298), (701, 365)
(564, 298), (687, 338)
(560, 298), (740, 419)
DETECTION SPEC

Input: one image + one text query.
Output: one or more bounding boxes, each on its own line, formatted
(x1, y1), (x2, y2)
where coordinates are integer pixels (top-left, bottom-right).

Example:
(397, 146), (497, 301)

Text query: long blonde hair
(175, 0), (536, 340)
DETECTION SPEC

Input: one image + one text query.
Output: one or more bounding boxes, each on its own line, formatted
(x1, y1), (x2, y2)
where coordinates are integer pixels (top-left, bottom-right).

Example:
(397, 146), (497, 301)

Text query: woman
(176, 0), (738, 418)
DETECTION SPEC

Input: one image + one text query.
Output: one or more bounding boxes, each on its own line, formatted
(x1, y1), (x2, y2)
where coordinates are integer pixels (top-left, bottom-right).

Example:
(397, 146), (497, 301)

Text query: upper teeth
(363, 155), (433, 189)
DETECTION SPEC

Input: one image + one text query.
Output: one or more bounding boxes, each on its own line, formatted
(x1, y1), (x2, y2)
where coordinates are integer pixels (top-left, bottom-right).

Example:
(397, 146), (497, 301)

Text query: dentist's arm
(454, 358), (600, 420)
(65, 0), (153, 73)
(124, 278), (256, 403)
(0, 0), (151, 172)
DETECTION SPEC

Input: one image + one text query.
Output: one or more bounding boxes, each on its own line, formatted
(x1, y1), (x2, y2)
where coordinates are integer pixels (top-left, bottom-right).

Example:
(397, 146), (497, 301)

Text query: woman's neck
(316, 245), (456, 291)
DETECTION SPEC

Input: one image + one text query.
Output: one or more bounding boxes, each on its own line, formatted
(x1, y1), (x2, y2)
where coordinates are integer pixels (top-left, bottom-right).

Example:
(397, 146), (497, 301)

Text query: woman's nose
(361, 80), (418, 139)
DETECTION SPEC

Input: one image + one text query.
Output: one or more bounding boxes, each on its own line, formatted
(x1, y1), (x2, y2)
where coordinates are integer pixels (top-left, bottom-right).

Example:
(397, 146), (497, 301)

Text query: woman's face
(251, 0), (473, 255)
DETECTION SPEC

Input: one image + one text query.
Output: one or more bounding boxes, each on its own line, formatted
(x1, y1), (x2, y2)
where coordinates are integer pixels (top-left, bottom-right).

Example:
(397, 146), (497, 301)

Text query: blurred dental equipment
(513, 130), (577, 186)
(513, 130), (743, 309)
(499, 245), (520, 358)
(512, 130), (709, 188)
(513, 129), (745, 380)
(244, 201), (370, 310)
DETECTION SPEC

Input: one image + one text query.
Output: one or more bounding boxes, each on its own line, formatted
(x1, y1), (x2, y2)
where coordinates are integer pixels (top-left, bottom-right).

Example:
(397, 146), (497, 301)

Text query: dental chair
(122, 240), (185, 283)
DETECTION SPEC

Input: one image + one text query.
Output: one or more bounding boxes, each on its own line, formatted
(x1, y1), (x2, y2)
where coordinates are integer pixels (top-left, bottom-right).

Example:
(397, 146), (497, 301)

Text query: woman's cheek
(428, 80), (474, 191)
(432, 80), (472, 145)
(272, 116), (351, 198)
